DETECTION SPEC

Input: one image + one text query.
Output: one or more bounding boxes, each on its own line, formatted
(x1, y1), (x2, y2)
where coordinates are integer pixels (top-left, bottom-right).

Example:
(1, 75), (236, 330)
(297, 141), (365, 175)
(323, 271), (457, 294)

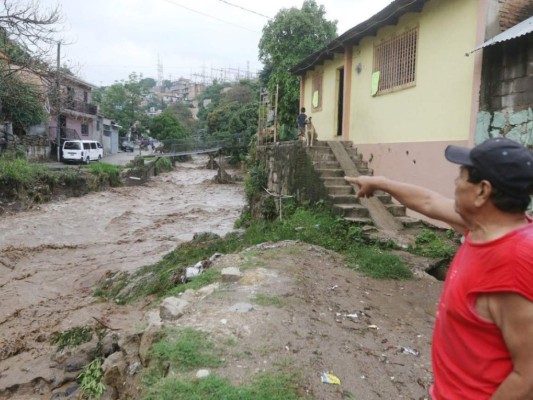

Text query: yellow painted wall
(302, 0), (480, 144)
(349, 0), (479, 144)
(303, 54), (344, 139)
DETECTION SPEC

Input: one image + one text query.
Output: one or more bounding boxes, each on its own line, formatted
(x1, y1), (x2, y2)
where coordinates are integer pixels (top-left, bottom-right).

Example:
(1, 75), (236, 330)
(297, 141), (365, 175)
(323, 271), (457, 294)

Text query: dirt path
(0, 157), (245, 397)
(133, 241), (442, 400)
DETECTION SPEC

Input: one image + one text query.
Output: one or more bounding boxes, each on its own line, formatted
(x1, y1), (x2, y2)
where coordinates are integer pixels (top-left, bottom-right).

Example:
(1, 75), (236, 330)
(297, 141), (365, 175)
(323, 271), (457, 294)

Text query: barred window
(373, 26), (418, 94)
(81, 124), (89, 136)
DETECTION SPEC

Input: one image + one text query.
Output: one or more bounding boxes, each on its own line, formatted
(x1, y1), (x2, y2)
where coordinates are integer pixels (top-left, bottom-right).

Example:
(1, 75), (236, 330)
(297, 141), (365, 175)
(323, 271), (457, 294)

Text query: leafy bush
(88, 162), (122, 187)
(0, 157), (42, 187)
(245, 163), (267, 202)
(347, 247), (413, 280)
(154, 156), (173, 174)
(50, 326), (93, 351)
(410, 229), (457, 259)
(78, 358), (106, 399)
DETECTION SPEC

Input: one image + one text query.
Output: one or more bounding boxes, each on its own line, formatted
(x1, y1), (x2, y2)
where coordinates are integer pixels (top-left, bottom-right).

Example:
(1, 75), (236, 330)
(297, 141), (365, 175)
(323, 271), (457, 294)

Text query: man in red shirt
(345, 138), (533, 399)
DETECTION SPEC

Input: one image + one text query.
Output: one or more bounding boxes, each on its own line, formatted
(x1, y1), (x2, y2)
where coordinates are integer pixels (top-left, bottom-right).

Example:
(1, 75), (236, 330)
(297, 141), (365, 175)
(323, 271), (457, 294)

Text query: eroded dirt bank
(0, 157), (246, 398)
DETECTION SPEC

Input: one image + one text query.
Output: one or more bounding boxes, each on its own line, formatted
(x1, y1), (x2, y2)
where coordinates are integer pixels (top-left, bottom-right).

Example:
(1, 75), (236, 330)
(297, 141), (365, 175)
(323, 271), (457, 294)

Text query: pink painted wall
(355, 139), (469, 227)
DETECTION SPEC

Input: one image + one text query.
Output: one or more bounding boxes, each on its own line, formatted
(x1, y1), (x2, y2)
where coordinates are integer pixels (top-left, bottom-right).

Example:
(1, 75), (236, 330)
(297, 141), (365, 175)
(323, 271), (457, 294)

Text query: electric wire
(160, 0), (260, 33)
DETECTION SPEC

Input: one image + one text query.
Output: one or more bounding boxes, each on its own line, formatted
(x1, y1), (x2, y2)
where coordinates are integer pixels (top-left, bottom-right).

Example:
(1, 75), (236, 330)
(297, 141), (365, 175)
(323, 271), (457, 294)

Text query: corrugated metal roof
(470, 15), (533, 53)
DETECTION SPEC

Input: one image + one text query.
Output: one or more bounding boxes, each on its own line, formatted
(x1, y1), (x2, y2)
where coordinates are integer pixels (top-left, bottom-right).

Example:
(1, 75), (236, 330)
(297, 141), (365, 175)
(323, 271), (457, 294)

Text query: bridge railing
(155, 132), (253, 154)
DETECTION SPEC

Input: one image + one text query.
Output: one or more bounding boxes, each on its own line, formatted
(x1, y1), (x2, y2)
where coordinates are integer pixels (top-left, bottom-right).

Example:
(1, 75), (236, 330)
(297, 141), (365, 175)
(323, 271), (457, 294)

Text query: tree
(0, 1), (62, 132)
(167, 101), (197, 133)
(258, 0), (337, 126)
(0, 64), (47, 134)
(97, 73), (148, 136)
(150, 110), (188, 141)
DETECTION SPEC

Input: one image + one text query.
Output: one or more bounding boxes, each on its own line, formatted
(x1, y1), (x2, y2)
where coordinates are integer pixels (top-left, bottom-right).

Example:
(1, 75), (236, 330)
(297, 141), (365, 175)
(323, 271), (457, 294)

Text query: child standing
(297, 107), (307, 141)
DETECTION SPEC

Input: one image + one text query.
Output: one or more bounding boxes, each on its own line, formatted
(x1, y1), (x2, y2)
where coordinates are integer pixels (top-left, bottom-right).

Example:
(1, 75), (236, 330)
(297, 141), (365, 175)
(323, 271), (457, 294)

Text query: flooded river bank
(0, 157), (245, 397)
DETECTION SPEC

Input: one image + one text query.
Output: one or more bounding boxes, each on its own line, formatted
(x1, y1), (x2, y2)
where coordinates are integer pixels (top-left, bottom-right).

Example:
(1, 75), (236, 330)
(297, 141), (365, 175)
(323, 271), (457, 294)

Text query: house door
(59, 115), (67, 139)
(337, 68), (344, 136)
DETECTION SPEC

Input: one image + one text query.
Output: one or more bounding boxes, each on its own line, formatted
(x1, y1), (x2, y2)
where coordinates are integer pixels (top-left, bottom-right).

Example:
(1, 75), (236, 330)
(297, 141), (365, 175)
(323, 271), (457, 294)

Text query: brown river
(0, 156), (245, 398)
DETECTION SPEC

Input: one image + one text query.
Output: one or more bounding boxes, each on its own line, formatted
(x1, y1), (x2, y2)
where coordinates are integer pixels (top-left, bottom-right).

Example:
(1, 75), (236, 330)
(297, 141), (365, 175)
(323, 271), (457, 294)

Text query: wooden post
(274, 84), (279, 143)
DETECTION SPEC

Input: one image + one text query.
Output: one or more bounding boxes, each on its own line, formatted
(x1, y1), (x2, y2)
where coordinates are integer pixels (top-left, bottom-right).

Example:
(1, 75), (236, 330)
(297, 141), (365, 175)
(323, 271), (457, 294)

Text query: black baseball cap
(445, 138), (533, 196)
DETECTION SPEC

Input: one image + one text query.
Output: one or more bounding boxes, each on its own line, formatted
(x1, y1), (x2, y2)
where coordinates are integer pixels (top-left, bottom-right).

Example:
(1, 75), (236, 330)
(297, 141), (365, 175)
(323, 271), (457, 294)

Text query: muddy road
(0, 157), (245, 396)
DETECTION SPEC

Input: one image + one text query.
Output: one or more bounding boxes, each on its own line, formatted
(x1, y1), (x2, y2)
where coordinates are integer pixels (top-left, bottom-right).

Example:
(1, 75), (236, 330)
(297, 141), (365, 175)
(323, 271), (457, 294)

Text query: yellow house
(291, 0), (531, 201)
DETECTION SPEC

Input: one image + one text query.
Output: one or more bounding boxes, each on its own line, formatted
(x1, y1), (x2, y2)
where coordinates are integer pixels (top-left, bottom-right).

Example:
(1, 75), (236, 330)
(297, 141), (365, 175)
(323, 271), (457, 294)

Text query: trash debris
(335, 312), (359, 321)
(321, 372), (341, 385)
(329, 285), (339, 290)
(401, 347), (420, 356)
(367, 324), (379, 330)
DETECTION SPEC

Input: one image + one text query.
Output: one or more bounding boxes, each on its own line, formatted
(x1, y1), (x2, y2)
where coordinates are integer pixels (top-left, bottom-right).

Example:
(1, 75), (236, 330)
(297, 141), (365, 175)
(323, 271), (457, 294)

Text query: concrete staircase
(307, 141), (421, 231)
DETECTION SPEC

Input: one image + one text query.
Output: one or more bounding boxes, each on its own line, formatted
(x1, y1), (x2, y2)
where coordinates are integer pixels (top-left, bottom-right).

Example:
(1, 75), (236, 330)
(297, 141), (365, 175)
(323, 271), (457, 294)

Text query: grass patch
(409, 229), (457, 259)
(150, 328), (224, 373)
(88, 162), (122, 187)
(252, 294), (283, 307)
(346, 247), (413, 280)
(96, 208), (417, 303)
(0, 157), (47, 187)
(144, 371), (303, 400)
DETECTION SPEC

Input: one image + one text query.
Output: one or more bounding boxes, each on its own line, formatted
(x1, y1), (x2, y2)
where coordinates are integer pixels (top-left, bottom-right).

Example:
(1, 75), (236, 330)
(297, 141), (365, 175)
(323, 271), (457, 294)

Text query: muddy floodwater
(0, 157), (245, 397)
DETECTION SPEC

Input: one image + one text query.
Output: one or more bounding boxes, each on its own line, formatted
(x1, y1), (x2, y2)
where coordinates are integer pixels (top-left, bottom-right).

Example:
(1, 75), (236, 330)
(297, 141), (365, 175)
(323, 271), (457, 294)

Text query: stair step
(385, 204), (407, 217)
(322, 177), (347, 186)
(325, 185), (354, 195)
(316, 168), (344, 177)
(375, 192), (392, 204)
(328, 194), (360, 204)
(333, 203), (370, 218)
(313, 160), (340, 169)
(396, 216), (424, 228)
(344, 217), (373, 225)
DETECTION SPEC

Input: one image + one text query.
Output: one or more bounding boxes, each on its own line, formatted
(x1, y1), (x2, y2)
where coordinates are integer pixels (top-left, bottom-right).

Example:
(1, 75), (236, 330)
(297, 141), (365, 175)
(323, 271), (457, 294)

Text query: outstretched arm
(344, 175), (466, 234)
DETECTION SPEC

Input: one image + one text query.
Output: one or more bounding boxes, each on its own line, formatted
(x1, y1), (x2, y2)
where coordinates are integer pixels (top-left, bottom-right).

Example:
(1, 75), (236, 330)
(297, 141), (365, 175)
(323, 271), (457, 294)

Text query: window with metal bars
(373, 26), (418, 94)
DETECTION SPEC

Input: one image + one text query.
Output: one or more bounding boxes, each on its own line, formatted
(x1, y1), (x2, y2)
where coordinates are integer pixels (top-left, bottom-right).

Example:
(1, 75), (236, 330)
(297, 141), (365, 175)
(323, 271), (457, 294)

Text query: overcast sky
(40, 0), (393, 86)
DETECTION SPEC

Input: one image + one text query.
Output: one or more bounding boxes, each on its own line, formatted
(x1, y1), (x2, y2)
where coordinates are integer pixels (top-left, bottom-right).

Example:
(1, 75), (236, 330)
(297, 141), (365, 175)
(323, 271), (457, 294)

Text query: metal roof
(290, 0), (430, 76)
(470, 15), (533, 53)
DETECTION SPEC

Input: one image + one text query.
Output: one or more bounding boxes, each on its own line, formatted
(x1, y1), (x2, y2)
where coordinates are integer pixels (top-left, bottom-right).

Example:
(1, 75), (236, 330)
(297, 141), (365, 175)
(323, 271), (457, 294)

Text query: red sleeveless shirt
(430, 223), (533, 399)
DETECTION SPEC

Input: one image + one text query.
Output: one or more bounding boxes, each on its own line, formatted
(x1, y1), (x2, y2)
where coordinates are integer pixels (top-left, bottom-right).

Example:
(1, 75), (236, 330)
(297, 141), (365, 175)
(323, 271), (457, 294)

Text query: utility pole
(274, 84), (279, 142)
(56, 42), (61, 162)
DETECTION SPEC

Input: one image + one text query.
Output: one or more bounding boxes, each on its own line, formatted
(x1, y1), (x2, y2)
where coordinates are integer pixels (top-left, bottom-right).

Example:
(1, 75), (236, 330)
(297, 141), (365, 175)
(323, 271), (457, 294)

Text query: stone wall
(15, 135), (51, 161)
(476, 34), (533, 145)
(256, 142), (328, 205)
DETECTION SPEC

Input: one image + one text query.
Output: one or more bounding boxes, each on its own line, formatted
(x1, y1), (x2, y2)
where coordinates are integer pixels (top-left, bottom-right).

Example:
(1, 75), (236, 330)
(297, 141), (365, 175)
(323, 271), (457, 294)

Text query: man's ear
(474, 180), (493, 207)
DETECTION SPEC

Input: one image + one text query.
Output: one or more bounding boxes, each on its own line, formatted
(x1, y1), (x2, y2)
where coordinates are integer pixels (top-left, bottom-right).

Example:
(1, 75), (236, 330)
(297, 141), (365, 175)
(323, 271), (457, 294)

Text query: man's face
(454, 166), (478, 216)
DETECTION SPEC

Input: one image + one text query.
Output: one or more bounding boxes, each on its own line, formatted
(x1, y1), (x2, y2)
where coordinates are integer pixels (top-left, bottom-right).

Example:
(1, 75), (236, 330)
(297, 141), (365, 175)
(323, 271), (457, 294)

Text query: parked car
(62, 140), (103, 164)
(121, 141), (135, 152)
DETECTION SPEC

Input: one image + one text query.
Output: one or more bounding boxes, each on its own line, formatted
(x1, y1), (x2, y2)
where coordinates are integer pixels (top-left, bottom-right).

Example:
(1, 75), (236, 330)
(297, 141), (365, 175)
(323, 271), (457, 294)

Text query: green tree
(139, 77), (157, 90)
(0, 66), (47, 134)
(150, 110), (188, 141)
(97, 73), (147, 136)
(167, 101), (197, 133)
(258, 0), (337, 126)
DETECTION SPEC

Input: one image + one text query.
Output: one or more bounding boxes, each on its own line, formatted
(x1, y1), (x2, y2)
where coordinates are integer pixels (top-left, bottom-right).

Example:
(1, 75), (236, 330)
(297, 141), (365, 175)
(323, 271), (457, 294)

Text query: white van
(62, 140), (103, 164)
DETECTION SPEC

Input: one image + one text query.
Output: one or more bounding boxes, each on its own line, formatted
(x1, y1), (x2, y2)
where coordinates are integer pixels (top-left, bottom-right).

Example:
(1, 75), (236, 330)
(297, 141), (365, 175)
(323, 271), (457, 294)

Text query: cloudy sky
(40, 0), (393, 86)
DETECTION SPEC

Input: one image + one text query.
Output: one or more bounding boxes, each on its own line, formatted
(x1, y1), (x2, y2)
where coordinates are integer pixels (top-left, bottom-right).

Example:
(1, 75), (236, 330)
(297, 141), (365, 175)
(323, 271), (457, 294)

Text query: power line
(216, 0), (271, 19)
(160, 0), (260, 33)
